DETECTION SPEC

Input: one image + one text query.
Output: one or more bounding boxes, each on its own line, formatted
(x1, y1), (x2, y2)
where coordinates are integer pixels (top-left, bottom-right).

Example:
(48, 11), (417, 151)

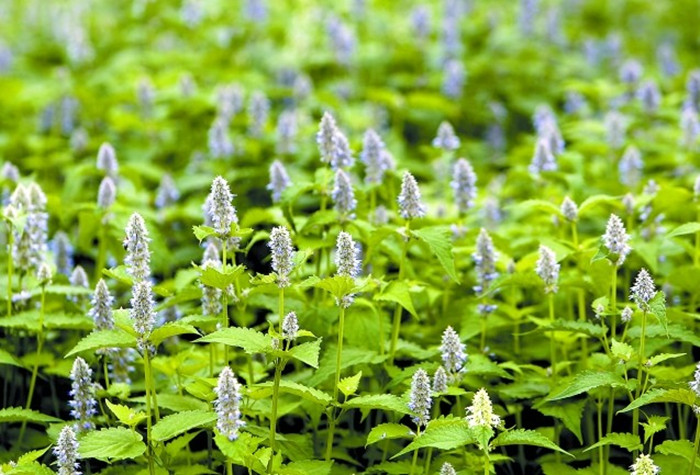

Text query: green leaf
(536, 401), (586, 444)
(338, 371), (362, 398)
(105, 400), (146, 427)
(649, 291), (668, 335)
(151, 410), (217, 442)
(471, 425), (494, 451)
(65, 330), (137, 357)
(280, 460), (333, 475)
(215, 433), (266, 473)
(366, 423), (414, 446)
(656, 439), (700, 468)
(491, 429), (573, 457)
(288, 339), (322, 368)
(0, 347), (23, 367)
(344, 394), (410, 416)
(193, 225), (218, 242)
(618, 388), (697, 413)
(547, 370), (627, 401)
(79, 427), (147, 461)
(314, 275), (358, 301)
(197, 327), (272, 354)
(666, 222), (700, 238)
(151, 322), (200, 347)
(582, 432), (642, 453)
(611, 339), (634, 362)
(641, 415), (668, 444)
(0, 407), (60, 424)
(647, 353), (685, 367)
(392, 419), (473, 458)
(199, 265), (245, 290)
(375, 281), (417, 318)
(411, 226), (459, 283)
(248, 380), (332, 407)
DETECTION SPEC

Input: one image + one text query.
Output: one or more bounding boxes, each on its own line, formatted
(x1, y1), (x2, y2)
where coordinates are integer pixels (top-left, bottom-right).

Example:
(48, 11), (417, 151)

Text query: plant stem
(95, 212), (108, 281)
(278, 287), (285, 335)
(144, 349), (155, 475)
(6, 222), (12, 317)
(597, 399), (604, 475)
(332, 306), (346, 403)
(409, 446), (420, 475)
(227, 461), (233, 475)
(18, 284), (46, 445)
(389, 222), (410, 363)
(483, 448), (490, 475)
(689, 415), (700, 475)
(548, 294), (556, 382)
(632, 310), (648, 443)
(268, 362), (283, 473)
(611, 265), (617, 340)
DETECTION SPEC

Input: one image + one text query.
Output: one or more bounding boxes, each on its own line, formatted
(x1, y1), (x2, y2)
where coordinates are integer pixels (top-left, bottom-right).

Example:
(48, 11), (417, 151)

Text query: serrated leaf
(16, 446), (50, 464)
(392, 419), (473, 458)
(151, 322), (200, 347)
(248, 380), (332, 406)
(151, 410), (217, 442)
(280, 460), (333, 475)
(288, 339), (322, 368)
(65, 330), (137, 357)
(0, 347), (23, 367)
(193, 225), (218, 242)
(314, 275), (358, 301)
(366, 423), (414, 446)
(547, 370), (627, 401)
(647, 353), (685, 366)
(0, 407), (61, 424)
(105, 400), (145, 427)
(656, 439), (700, 468)
(539, 319), (605, 338)
(611, 338), (634, 361)
(649, 291), (668, 335)
(582, 432), (641, 453)
(618, 388), (697, 413)
(411, 226), (459, 283)
(199, 265), (244, 290)
(215, 433), (266, 472)
(79, 427), (146, 461)
(197, 327), (272, 354)
(338, 371), (362, 398)
(666, 222), (700, 238)
(344, 394), (410, 415)
(641, 415), (668, 444)
(491, 429), (573, 456)
(374, 281), (417, 318)
(537, 401), (586, 444)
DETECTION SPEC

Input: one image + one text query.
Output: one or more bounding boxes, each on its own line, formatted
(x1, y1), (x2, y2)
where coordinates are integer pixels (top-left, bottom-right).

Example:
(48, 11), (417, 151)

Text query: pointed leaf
(197, 327), (272, 354)
(79, 427), (146, 461)
(411, 226), (459, 283)
(366, 423), (414, 446)
(491, 429), (573, 456)
(151, 410), (217, 442)
(547, 370), (627, 401)
(582, 432), (641, 453)
(65, 330), (137, 357)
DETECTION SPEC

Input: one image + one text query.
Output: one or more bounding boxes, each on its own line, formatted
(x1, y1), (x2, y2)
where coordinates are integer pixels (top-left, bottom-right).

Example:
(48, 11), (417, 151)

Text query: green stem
(480, 316), (487, 352)
(578, 290), (588, 369)
(144, 349), (155, 475)
(18, 285), (46, 445)
(268, 362), (283, 473)
(597, 399), (604, 475)
(483, 448), (490, 475)
(222, 240), (229, 365)
(632, 310), (648, 443)
(548, 294), (556, 382)
(227, 461), (233, 475)
(279, 288), (285, 335)
(95, 212), (108, 281)
(389, 222), (410, 363)
(6, 222), (13, 317)
(611, 266), (618, 340)
(333, 306), (346, 403)
(410, 446), (420, 475)
(690, 415), (700, 475)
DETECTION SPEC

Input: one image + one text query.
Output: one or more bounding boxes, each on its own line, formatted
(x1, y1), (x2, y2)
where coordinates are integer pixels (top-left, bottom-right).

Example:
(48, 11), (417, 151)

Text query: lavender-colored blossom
(603, 214), (631, 266)
(208, 117), (234, 159)
(620, 59), (643, 85)
(335, 231), (361, 279)
(529, 139), (557, 175)
(268, 226), (295, 288)
(451, 158), (477, 214)
(536, 245), (559, 294)
(519, 0), (538, 36)
(276, 110), (297, 154)
(247, 91), (269, 137)
(637, 80), (661, 114)
(332, 128), (354, 170)
(326, 17), (355, 66)
(245, 0), (267, 23)
(37, 261), (53, 284)
(433, 366), (448, 393)
(473, 228), (499, 295)
(605, 111), (627, 150)
(440, 326), (467, 377)
(408, 368), (432, 427)
(681, 104), (700, 149)
(618, 145), (643, 187)
(69, 265), (89, 304)
(89, 279), (114, 332)
(564, 91), (586, 115)
(201, 243), (223, 316)
(69, 357), (97, 431)
(214, 366), (246, 441)
(98, 177), (116, 209)
(398, 172), (426, 220)
(216, 84), (244, 122)
(155, 174), (179, 209)
(124, 213), (151, 281)
(533, 106), (564, 154)
(690, 362), (700, 398)
(19, 183), (49, 273)
(181, 0), (203, 28)
(332, 169), (357, 220)
(137, 78), (155, 116)
(130, 280), (157, 352)
(53, 231), (74, 276)
(630, 268), (656, 310)
(108, 348), (135, 385)
(442, 59), (465, 99)
(621, 306), (633, 323)
(411, 6), (431, 41)
(1, 162), (19, 183)
(206, 176), (237, 237)
(432, 121), (460, 151)
(54, 425), (81, 475)
(317, 112), (338, 164)
(361, 129), (387, 184)
(282, 311), (299, 341)
(687, 70), (700, 108)
(560, 196), (578, 222)
(267, 160), (292, 203)
(657, 44), (679, 78)
(96, 142), (118, 177)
